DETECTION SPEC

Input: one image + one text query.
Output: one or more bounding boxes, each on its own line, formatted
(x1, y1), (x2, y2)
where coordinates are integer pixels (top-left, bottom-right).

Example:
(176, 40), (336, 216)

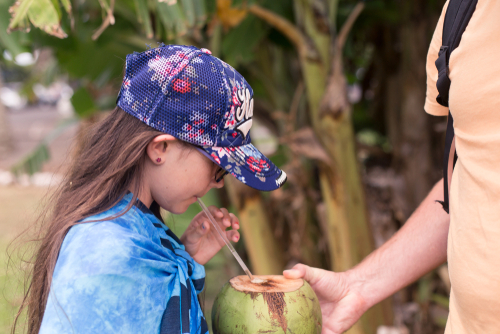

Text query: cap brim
(196, 144), (287, 191)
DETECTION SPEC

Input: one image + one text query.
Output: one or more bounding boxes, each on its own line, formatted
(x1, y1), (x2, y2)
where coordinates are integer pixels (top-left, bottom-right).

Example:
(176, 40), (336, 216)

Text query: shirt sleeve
(424, 0), (451, 117)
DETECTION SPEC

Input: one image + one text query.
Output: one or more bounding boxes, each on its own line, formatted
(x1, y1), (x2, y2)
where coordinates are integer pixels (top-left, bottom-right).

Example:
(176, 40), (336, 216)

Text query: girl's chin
(169, 197), (198, 214)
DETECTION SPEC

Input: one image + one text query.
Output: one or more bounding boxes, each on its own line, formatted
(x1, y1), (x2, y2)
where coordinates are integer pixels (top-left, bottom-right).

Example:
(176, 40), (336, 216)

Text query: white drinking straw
(196, 197), (254, 281)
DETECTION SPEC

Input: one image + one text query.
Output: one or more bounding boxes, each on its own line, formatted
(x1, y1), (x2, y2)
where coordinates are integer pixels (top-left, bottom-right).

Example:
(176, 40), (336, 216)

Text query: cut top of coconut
(230, 275), (304, 293)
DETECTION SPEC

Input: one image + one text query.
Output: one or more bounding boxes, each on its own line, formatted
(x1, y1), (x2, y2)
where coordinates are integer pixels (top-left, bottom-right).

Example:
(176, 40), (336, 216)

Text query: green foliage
(7, 0), (34, 32)
(10, 118), (78, 176)
(267, 144), (288, 169)
(133, 0), (153, 38)
(5, 0), (212, 119)
(7, 0), (72, 38)
(59, 0), (71, 15)
(2, 1), (453, 332)
(0, 0), (30, 55)
(431, 293), (449, 309)
(221, 15), (268, 66)
(11, 143), (50, 176)
(71, 87), (97, 118)
(27, 0), (67, 37)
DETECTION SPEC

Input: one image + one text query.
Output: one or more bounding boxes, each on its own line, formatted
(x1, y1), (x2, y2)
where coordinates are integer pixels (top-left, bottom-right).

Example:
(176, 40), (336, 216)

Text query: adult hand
(181, 206), (240, 265)
(284, 264), (369, 334)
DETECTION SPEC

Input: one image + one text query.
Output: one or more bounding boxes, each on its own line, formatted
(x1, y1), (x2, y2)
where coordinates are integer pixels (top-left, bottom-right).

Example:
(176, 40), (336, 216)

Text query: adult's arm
(284, 178), (450, 334)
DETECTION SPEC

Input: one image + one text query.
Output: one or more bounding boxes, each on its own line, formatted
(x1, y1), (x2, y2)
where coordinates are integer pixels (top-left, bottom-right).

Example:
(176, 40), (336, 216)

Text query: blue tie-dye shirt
(39, 193), (209, 334)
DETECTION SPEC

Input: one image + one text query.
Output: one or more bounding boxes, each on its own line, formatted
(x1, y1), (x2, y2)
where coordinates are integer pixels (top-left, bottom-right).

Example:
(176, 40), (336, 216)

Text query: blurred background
(0, 0), (452, 333)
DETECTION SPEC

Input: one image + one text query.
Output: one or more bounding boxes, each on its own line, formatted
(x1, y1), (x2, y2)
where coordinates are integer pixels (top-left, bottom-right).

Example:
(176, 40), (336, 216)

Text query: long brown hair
(13, 107), (170, 334)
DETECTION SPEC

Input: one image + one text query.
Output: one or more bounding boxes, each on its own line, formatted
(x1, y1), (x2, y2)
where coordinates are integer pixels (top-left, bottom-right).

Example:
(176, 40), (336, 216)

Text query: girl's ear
(146, 134), (176, 164)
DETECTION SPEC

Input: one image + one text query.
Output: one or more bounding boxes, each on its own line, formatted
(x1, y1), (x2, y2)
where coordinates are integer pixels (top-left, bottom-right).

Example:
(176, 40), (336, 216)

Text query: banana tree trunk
(225, 177), (285, 275)
(303, 48), (392, 334)
(250, 1), (392, 332)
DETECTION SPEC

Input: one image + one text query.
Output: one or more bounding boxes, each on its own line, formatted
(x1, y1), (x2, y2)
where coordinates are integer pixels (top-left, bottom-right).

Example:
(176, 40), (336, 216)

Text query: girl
(16, 44), (287, 334)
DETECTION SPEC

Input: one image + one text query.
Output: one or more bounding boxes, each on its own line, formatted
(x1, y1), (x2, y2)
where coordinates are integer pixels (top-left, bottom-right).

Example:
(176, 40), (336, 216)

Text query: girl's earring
(156, 158), (161, 163)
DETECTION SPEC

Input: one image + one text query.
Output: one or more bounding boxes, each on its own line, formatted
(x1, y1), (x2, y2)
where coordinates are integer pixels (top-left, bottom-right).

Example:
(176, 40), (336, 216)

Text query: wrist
(344, 266), (380, 311)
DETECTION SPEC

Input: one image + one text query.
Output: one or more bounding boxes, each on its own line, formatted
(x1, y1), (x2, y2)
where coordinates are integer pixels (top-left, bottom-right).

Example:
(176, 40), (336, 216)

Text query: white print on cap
(276, 170), (287, 187)
(235, 88), (254, 139)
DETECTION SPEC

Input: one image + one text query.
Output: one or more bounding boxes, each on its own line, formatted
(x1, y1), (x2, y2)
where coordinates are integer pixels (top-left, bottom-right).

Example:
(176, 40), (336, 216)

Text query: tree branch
(92, 0), (115, 40)
(248, 4), (308, 58)
(337, 2), (364, 50)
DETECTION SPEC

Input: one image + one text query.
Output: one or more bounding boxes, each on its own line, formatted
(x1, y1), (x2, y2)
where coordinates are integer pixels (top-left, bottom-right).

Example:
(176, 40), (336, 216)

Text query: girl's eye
(215, 167), (228, 182)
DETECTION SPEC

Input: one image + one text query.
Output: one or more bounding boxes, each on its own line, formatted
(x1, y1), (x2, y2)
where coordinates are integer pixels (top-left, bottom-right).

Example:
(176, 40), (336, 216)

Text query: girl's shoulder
(71, 194), (162, 245)
(56, 197), (171, 275)
(41, 200), (188, 334)
(67, 206), (149, 248)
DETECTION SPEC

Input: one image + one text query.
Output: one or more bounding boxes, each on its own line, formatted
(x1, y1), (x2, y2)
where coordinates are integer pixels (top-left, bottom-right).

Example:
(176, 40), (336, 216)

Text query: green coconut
(211, 275), (322, 334)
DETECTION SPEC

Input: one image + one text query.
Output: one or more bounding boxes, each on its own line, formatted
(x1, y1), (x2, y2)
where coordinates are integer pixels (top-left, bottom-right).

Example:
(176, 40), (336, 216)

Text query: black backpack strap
(434, 0), (477, 213)
(436, 111), (457, 213)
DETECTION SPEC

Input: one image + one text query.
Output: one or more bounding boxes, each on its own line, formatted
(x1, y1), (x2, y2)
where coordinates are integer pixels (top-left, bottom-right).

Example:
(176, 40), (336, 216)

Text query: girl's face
(142, 134), (224, 214)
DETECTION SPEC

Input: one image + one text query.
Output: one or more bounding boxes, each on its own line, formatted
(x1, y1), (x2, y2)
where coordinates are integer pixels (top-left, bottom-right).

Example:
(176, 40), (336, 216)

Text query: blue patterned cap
(117, 44), (287, 191)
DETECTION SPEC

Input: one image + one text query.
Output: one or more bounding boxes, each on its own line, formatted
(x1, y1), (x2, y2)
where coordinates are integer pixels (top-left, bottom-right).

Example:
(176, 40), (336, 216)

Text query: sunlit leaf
(8, 0), (67, 37)
(7, 0), (34, 32)
(28, 0), (66, 37)
(217, 0), (247, 29)
(49, 0), (62, 19)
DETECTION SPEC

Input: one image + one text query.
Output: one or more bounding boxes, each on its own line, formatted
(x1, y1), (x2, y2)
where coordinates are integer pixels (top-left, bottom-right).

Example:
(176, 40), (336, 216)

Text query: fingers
(208, 206), (228, 225)
(208, 205), (224, 219)
(219, 207), (231, 228)
(208, 206), (238, 230)
(226, 229), (240, 242)
(283, 264), (306, 279)
(283, 264), (325, 285)
(229, 213), (240, 230)
(189, 219), (210, 240)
